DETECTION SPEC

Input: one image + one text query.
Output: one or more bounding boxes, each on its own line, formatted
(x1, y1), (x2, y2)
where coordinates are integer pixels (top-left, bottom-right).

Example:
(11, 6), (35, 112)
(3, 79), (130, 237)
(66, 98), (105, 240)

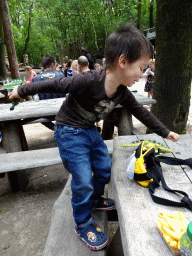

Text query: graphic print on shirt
(94, 100), (116, 120)
(41, 73), (56, 79)
(72, 97), (116, 123)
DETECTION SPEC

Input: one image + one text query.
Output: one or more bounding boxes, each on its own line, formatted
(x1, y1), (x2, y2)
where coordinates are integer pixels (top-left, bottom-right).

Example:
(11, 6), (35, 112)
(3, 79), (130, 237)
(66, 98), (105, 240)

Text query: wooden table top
(0, 91), (156, 122)
(111, 133), (192, 256)
(0, 98), (65, 122)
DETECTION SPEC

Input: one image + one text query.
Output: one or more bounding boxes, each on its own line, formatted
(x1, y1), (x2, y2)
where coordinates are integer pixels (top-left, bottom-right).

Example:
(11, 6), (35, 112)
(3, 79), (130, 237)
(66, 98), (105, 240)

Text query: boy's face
(120, 55), (150, 87)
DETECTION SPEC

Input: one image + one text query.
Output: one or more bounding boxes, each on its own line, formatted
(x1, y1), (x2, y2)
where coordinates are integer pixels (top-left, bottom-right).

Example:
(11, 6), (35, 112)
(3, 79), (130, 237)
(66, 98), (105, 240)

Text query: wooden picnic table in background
(0, 97), (65, 191)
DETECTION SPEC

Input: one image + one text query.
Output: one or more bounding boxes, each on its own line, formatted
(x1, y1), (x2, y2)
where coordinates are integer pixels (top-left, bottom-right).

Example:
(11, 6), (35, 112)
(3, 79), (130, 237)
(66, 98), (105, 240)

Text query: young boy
(9, 23), (179, 251)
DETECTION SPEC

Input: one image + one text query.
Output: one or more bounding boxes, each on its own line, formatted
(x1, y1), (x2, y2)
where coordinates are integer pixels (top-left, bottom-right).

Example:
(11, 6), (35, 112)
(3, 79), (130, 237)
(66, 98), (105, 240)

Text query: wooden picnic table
(111, 133), (192, 256)
(0, 97), (65, 191)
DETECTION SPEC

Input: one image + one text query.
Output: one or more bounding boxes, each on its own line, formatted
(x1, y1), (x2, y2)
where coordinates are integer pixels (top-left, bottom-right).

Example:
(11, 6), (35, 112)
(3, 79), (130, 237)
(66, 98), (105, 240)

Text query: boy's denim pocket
(55, 125), (81, 140)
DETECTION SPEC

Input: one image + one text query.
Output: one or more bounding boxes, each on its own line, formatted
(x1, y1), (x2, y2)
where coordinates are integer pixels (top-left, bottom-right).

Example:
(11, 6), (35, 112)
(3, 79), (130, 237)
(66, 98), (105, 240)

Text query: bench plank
(0, 140), (113, 173)
(43, 175), (108, 256)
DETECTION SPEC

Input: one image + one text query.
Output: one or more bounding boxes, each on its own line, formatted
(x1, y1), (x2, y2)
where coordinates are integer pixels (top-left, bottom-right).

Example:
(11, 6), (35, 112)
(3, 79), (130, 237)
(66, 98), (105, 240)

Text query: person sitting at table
(94, 63), (101, 70)
(80, 47), (95, 70)
(77, 56), (89, 73)
(60, 63), (66, 74)
(32, 55), (65, 130)
(71, 60), (79, 76)
(64, 59), (73, 77)
(143, 58), (155, 98)
(32, 55), (65, 100)
(24, 66), (36, 83)
(9, 23), (179, 251)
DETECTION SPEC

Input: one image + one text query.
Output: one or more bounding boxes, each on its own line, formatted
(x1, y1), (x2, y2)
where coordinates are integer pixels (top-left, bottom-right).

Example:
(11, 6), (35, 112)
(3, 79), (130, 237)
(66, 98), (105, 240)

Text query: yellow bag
(133, 141), (192, 210)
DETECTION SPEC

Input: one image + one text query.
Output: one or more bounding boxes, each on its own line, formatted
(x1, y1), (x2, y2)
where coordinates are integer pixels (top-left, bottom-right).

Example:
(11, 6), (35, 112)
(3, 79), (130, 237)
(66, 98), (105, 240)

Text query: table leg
(1, 121), (29, 192)
(102, 109), (123, 140)
(107, 226), (124, 256)
(102, 108), (133, 140)
(101, 120), (115, 140)
(117, 108), (133, 136)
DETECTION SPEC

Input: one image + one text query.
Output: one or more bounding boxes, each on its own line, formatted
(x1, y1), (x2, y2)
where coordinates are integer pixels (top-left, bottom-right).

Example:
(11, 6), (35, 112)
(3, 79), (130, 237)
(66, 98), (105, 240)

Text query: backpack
(128, 141), (192, 211)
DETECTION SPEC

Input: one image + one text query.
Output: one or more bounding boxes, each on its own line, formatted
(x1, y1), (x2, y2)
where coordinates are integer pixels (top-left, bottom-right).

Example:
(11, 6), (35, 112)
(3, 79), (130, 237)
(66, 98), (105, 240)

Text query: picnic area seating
(0, 140), (113, 174)
(42, 174), (109, 256)
(0, 137), (122, 255)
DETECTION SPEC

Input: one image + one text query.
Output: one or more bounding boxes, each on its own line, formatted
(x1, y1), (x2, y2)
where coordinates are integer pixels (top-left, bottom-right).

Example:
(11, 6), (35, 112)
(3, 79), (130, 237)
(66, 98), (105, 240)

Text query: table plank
(164, 134), (192, 181)
(0, 92), (155, 123)
(0, 98), (65, 122)
(111, 134), (192, 256)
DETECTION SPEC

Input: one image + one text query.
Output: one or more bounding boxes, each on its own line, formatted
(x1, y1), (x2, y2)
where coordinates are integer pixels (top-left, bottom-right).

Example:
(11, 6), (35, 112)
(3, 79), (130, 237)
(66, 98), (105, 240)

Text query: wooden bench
(0, 138), (121, 255)
(0, 139), (113, 182)
(42, 174), (109, 256)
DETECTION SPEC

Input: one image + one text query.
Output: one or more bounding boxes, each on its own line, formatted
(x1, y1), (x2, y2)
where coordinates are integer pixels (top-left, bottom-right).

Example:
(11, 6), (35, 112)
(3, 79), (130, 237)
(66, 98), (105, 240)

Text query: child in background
(94, 63), (101, 70)
(71, 60), (79, 76)
(143, 59), (155, 98)
(9, 23), (179, 251)
(24, 66), (36, 83)
(64, 59), (73, 77)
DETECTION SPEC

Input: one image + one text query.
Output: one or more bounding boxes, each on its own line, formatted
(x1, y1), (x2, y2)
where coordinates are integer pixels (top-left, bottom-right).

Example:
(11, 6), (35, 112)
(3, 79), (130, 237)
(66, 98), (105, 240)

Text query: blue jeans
(54, 125), (112, 226)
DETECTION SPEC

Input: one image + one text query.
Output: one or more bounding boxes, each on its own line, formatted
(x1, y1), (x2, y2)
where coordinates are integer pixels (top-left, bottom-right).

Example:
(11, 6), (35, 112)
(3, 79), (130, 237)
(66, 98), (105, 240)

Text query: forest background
(0, 0), (192, 134)
(7, 0), (156, 65)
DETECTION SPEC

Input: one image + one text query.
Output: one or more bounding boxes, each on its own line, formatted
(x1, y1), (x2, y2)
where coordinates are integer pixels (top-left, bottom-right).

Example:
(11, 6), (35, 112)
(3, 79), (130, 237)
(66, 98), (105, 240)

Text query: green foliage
(8, 0), (156, 65)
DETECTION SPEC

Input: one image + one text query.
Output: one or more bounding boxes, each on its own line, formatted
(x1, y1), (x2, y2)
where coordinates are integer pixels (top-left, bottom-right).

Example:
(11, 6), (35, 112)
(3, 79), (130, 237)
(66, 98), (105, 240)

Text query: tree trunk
(108, 0), (114, 29)
(0, 0), (20, 79)
(0, 16), (6, 80)
(137, 0), (141, 29)
(151, 0), (192, 134)
(22, 2), (33, 63)
(80, 0), (100, 54)
(149, 0), (154, 28)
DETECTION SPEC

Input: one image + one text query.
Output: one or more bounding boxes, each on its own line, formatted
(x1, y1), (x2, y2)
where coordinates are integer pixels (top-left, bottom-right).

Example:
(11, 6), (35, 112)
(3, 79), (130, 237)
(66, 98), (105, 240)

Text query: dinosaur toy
(118, 140), (172, 154)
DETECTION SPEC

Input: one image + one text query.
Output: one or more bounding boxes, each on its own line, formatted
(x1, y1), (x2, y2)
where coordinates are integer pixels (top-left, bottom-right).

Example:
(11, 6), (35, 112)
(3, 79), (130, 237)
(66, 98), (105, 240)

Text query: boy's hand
(166, 131), (180, 142)
(9, 87), (23, 101)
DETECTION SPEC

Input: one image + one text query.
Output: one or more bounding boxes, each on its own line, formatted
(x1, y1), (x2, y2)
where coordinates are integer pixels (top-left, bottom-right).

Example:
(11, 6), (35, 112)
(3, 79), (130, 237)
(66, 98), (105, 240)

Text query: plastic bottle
(180, 222), (192, 255)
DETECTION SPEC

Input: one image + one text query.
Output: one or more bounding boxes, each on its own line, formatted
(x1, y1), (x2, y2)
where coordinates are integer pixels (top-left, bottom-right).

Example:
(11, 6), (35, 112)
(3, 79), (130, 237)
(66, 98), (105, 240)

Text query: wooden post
(0, 0), (20, 79)
(1, 121), (29, 191)
(117, 108), (133, 136)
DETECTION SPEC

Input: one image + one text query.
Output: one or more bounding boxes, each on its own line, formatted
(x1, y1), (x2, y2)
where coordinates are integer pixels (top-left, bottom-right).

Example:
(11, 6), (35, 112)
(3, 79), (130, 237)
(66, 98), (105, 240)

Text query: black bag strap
(156, 155), (192, 168)
(148, 156), (192, 211)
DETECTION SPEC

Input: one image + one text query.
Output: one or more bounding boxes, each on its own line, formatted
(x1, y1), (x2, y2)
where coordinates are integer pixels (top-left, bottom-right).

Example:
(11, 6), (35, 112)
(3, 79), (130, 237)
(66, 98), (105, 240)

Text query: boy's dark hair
(66, 59), (73, 68)
(78, 56), (89, 67)
(105, 23), (153, 67)
(42, 55), (56, 69)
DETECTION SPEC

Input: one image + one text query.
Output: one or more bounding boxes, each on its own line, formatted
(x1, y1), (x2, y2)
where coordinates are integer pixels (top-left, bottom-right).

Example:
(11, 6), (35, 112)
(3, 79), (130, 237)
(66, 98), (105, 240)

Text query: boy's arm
(166, 131), (179, 142)
(9, 72), (93, 100)
(132, 105), (179, 142)
(9, 86), (24, 101)
(121, 90), (179, 142)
